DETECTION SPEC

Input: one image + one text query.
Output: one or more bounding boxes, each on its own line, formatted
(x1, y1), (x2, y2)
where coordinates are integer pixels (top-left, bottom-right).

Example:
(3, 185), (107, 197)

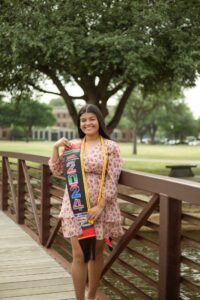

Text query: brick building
(32, 106), (77, 141)
(0, 128), (10, 140)
(32, 106), (133, 142)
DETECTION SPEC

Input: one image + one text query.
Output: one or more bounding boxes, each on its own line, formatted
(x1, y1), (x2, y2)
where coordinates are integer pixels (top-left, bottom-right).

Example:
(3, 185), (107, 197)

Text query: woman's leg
(87, 239), (105, 299)
(71, 237), (88, 300)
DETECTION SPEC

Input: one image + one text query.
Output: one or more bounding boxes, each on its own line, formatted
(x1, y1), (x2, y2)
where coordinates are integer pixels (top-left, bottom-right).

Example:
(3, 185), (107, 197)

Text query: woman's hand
(87, 204), (104, 221)
(53, 137), (71, 149)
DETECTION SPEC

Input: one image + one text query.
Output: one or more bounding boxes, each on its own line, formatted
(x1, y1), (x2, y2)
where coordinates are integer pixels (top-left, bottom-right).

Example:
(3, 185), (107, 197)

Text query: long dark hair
(77, 104), (110, 139)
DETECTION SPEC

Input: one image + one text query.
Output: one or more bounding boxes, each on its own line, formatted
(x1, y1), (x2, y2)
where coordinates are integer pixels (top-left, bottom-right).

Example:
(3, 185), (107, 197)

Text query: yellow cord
(80, 136), (107, 211)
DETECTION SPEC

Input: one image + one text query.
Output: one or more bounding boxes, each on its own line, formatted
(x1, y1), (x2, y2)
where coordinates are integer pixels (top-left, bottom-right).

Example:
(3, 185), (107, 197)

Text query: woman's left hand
(87, 205), (104, 221)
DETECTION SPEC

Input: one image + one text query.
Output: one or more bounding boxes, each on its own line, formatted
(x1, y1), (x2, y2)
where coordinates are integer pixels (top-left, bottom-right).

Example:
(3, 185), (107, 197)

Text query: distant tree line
(117, 89), (200, 153)
(0, 95), (55, 141)
(1, 93), (199, 152)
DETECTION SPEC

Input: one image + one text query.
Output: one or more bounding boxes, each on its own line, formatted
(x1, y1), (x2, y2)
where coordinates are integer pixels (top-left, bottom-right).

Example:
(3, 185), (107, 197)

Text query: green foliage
(10, 126), (25, 140)
(0, 96), (55, 140)
(160, 102), (197, 141)
(195, 118), (200, 137)
(0, 100), (14, 128)
(119, 84), (182, 152)
(13, 96), (55, 124)
(0, 0), (200, 130)
(49, 98), (65, 107)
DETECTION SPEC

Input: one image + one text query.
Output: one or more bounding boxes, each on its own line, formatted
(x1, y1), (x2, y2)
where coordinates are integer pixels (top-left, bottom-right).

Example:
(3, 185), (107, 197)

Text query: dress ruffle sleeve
(48, 152), (64, 176)
(101, 141), (122, 203)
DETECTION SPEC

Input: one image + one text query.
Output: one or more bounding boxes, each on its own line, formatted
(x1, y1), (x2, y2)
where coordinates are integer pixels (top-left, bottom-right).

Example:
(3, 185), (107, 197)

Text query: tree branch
(96, 75), (110, 100)
(37, 65), (78, 124)
(106, 81), (124, 99)
(71, 95), (86, 100)
(107, 84), (135, 133)
(28, 81), (61, 96)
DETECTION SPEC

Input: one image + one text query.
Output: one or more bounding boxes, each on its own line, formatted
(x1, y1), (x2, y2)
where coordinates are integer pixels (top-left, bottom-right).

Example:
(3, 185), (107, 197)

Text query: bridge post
(17, 160), (25, 224)
(40, 164), (51, 246)
(159, 195), (181, 300)
(1, 157), (8, 211)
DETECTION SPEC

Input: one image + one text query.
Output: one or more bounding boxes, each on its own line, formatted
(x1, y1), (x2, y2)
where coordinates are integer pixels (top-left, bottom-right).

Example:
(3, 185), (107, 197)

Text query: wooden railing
(0, 151), (200, 300)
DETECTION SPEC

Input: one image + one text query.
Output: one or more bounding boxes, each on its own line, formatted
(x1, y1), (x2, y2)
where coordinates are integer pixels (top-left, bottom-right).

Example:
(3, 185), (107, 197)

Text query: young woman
(49, 104), (123, 300)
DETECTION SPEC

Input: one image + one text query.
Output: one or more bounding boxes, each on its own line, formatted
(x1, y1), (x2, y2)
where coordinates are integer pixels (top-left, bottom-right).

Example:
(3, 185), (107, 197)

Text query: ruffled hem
(61, 218), (123, 240)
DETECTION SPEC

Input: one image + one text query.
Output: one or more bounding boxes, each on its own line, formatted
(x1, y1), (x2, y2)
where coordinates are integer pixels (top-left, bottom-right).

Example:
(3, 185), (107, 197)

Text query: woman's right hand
(53, 137), (71, 149)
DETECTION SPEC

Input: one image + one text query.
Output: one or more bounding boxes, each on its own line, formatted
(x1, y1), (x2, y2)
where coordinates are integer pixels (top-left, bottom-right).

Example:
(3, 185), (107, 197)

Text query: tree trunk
(38, 66), (135, 134)
(132, 126), (137, 155)
(149, 125), (158, 144)
(25, 126), (32, 143)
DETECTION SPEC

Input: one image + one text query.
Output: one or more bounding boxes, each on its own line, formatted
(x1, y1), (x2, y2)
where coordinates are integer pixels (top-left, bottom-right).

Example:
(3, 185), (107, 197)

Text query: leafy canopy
(0, 0), (200, 131)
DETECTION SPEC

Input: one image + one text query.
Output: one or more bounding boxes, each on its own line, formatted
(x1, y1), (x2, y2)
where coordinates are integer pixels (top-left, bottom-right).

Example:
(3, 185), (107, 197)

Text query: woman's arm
(49, 137), (71, 175)
(101, 141), (122, 203)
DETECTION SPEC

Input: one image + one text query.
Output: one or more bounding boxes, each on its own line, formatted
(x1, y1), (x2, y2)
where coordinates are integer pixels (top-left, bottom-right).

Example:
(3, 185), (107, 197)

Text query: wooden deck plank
(0, 267), (67, 277)
(0, 258), (55, 267)
(0, 278), (71, 291)
(1, 292), (76, 300)
(0, 272), (69, 284)
(0, 263), (59, 272)
(0, 284), (74, 298)
(0, 211), (75, 299)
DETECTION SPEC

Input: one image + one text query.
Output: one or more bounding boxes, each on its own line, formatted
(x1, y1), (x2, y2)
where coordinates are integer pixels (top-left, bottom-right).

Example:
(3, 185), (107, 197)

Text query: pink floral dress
(48, 138), (123, 240)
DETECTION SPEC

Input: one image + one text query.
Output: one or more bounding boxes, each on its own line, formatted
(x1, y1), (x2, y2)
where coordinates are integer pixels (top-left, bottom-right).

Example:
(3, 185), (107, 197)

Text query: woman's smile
(80, 112), (99, 136)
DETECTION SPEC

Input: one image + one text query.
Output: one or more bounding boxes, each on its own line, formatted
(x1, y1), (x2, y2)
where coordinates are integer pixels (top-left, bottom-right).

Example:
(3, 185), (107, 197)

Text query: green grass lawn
(120, 143), (200, 160)
(1, 141), (200, 175)
(0, 141), (53, 156)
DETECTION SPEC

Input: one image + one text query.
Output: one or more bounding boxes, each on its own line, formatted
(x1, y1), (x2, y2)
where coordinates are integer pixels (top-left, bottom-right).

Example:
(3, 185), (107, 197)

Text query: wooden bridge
(0, 151), (200, 299)
(0, 211), (75, 300)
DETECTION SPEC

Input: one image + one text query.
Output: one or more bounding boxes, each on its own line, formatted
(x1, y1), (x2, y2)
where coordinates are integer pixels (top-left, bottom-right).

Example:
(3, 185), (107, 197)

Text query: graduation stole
(63, 136), (107, 262)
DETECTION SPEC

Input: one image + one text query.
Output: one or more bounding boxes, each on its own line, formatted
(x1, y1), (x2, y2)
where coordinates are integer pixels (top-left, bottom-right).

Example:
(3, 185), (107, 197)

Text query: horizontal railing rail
(0, 151), (199, 300)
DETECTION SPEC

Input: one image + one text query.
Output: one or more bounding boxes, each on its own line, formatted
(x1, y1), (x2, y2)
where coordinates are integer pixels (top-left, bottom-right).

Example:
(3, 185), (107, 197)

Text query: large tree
(137, 102), (197, 144)
(120, 84), (181, 153)
(160, 102), (197, 142)
(0, 0), (200, 132)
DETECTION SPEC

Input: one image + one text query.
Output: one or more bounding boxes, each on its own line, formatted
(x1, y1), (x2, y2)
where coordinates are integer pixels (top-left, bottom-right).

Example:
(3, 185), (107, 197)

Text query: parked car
(167, 139), (180, 145)
(188, 139), (200, 146)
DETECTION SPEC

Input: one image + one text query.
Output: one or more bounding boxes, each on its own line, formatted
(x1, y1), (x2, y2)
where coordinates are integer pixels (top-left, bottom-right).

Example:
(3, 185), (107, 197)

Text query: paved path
(0, 211), (76, 300)
(123, 158), (200, 164)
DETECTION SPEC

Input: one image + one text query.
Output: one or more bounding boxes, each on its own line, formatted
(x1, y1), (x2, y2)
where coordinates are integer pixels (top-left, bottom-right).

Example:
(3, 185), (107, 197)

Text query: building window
(122, 132), (126, 139)
(60, 131), (64, 138)
(70, 131), (74, 139)
(2, 131), (7, 138)
(57, 123), (60, 127)
(111, 131), (118, 140)
(35, 132), (38, 139)
(40, 131), (43, 139)
(45, 131), (48, 140)
(51, 132), (58, 141)
(62, 113), (66, 118)
(65, 132), (69, 139)
(57, 113), (60, 118)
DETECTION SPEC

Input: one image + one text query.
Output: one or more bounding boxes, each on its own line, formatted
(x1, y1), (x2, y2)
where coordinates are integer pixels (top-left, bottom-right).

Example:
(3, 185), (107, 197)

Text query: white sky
(40, 78), (200, 118)
(183, 78), (200, 118)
